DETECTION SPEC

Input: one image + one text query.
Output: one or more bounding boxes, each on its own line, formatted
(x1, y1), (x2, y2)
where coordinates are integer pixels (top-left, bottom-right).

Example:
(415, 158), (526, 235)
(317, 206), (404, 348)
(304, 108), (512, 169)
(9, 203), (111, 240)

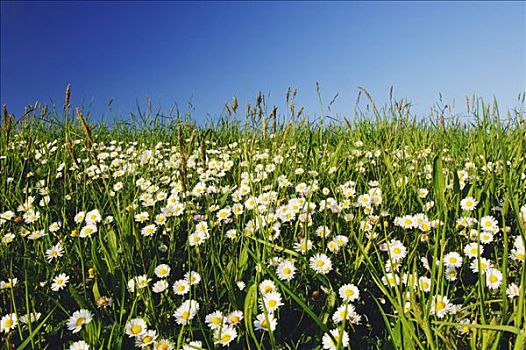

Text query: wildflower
(443, 252), (462, 269)
(418, 276), (431, 292)
(79, 224), (97, 238)
(463, 243), (483, 258)
(69, 340), (90, 350)
(19, 312), (41, 324)
(155, 339), (175, 350)
(322, 328), (350, 350)
(51, 273), (70, 291)
(259, 280), (276, 295)
(506, 283), (520, 299)
(460, 197), (478, 211)
(214, 326), (237, 347)
(173, 279), (190, 295)
(125, 318), (147, 338)
(382, 273), (400, 287)
(469, 257), (492, 273)
(136, 330), (157, 348)
(173, 300), (199, 325)
(276, 260), (296, 281)
(182, 341), (202, 350)
(226, 310), (243, 325)
(0, 278), (18, 289)
(485, 268), (503, 290)
(338, 283), (360, 302)
(66, 309), (93, 333)
(1, 313), (17, 333)
(430, 296), (451, 318)
(480, 216), (498, 232)
(332, 303), (360, 324)
(74, 211), (86, 224)
(135, 275), (151, 289)
(85, 209), (102, 225)
(260, 291), (283, 314)
(154, 264), (171, 278)
(141, 224), (157, 237)
(152, 280), (169, 293)
(205, 311), (225, 330)
(309, 253), (333, 274)
(46, 242), (64, 262)
(253, 313), (277, 332)
(387, 240), (407, 262)
(184, 271), (201, 285)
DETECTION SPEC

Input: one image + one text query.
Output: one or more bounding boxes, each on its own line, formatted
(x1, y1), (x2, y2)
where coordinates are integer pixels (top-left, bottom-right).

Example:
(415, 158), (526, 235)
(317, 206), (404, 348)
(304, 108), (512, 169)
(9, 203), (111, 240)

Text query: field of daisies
(1, 94), (525, 350)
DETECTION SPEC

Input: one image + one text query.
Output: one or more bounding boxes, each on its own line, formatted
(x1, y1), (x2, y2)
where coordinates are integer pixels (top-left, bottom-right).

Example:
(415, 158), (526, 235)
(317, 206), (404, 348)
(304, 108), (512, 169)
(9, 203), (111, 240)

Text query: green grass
(0, 92), (525, 350)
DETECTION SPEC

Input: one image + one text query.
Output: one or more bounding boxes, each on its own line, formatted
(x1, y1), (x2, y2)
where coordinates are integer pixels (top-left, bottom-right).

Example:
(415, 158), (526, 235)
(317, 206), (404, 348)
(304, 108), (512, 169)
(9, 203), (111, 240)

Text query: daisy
(79, 224), (97, 238)
(276, 260), (296, 281)
(443, 252), (462, 269)
(430, 295), (451, 318)
(85, 209), (102, 225)
(184, 271), (201, 285)
(479, 231), (494, 244)
(126, 318), (147, 338)
(141, 224), (157, 237)
(69, 340), (90, 350)
(155, 339), (175, 350)
(226, 310), (243, 325)
(463, 242), (483, 258)
(259, 291), (283, 314)
(322, 328), (350, 350)
(332, 303), (359, 324)
(173, 300), (199, 325)
(51, 273), (70, 291)
(46, 242), (64, 262)
(387, 240), (407, 262)
(259, 280), (276, 295)
(136, 330), (157, 348)
(182, 341), (202, 350)
(19, 312), (41, 324)
(506, 283), (520, 299)
(74, 211), (85, 224)
(152, 280), (169, 293)
(1, 313), (17, 333)
(309, 253), (333, 274)
(480, 216), (498, 232)
(460, 197), (478, 211)
(134, 212), (149, 223)
(469, 257), (492, 273)
(173, 279), (190, 296)
(214, 326), (237, 347)
(253, 313), (277, 332)
(188, 231), (206, 246)
(67, 309), (93, 333)
(485, 268), (503, 290)
(293, 239), (313, 254)
(205, 311), (225, 330)
(418, 276), (431, 292)
(338, 283), (360, 302)
(154, 264), (171, 278)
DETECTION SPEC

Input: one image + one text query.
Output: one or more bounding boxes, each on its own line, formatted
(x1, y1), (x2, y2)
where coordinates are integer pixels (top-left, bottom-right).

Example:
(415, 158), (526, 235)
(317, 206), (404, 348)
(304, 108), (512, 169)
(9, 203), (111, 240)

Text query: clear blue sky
(1, 1), (525, 123)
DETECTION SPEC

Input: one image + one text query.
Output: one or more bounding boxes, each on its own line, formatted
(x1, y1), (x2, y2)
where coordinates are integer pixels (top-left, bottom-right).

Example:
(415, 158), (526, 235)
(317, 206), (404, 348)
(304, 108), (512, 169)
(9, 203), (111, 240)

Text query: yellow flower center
(143, 336), (152, 343)
(283, 267), (291, 275)
(316, 260), (325, 267)
(131, 324), (142, 334)
(489, 275), (498, 283)
(5, 319), (13, 328)
(231, 316), (239, 323)
(221, 334), (232, 342)
(268, 300), (277, 308)
(436, 301), (446, 311)
(393, 247), (401, 254)
(76, 317), (85, 327)
(345, 289), (354, 297)
(181, 311), (190, 320)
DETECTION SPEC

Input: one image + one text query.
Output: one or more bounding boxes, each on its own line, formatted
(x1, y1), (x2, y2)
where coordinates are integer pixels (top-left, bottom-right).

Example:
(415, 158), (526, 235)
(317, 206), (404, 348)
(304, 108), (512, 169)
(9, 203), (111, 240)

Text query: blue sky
(1, 1), (525, 123)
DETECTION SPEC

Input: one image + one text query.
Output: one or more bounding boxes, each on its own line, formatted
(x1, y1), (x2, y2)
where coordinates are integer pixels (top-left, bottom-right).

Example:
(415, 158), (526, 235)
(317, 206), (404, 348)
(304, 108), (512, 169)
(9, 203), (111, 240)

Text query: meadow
(1, 89), (525, 349)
